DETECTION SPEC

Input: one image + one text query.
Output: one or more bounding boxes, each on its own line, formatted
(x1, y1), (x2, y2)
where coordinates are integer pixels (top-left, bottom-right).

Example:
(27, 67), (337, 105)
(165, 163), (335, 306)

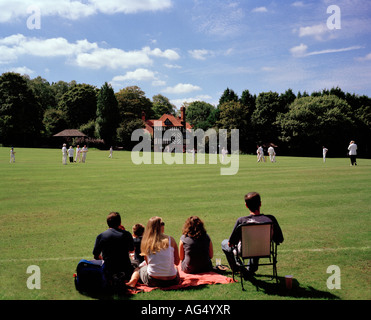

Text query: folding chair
(232, 222), (278, 290)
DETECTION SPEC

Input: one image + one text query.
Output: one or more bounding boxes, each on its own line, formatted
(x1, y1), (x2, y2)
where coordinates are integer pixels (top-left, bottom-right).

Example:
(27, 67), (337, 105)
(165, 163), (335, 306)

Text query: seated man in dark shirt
(221, 192), (284, 276)
(93, 212), (134, 282)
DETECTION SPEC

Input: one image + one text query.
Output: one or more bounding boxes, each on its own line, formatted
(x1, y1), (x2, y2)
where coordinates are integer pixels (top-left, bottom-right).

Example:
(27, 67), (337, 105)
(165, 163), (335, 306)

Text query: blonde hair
(140, 216), (168, 257)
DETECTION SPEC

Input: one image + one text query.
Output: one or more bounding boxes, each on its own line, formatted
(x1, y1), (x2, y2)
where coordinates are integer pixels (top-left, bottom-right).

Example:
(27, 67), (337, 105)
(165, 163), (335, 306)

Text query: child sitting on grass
(132, 223), (145, 265)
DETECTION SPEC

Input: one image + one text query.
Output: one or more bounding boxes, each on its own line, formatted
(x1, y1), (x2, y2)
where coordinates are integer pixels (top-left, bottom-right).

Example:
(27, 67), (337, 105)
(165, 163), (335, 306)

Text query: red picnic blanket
(128, 265), (234, 294)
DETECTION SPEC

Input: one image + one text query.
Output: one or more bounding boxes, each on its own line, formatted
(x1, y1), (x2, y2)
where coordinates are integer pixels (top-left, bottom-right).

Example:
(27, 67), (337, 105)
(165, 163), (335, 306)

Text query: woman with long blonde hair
(126, 216), (180, 288)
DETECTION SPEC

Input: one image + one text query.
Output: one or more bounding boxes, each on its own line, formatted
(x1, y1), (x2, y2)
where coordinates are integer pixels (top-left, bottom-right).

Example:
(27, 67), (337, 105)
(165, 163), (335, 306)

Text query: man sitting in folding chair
(221, 192), (284, 284)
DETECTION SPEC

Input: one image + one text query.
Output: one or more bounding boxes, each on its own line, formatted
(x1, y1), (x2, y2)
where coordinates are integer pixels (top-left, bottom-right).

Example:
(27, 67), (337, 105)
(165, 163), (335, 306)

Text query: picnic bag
(74, 259), (108, 293)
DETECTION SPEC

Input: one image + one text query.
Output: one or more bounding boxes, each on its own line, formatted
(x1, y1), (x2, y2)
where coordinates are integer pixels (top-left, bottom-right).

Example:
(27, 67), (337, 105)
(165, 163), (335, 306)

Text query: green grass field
(0, 147), (370, 300)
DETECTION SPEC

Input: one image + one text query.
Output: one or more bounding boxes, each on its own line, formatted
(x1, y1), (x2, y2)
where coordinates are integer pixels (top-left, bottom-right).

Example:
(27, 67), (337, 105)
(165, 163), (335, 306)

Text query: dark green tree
(95, 82), (120, 146)
(43, 108), (67, 137)
(152, 94), (176, 118)
(218, 87), (238, 106)
(115, 86), (153, 121)
(0, 72), (42, 146)
(27, 76), (56, 112)
(58, 83), (97, 129)
(217, 100), (250, 153)
(185, 101), (216, 130)
(277, 95), (354, 156)
(116, 118), (145, 150)
(115, 86), (152, 149)
(251, 91), (282, 144)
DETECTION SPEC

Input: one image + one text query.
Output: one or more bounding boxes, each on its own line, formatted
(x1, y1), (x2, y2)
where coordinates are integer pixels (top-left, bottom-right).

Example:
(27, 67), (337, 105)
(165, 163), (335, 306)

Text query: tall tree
(115, 86), (152, 149)
(217, 100), (250, 153)
(218, 87), (238, 106)
(251, 91), (282, 144)
(280, 88), (296, 113)
(43, 108), (67, 137)
(95, 82), (120, 146)
(115, 86), (153, 121)
(0, 72), (42, 146)
(186, 101), (216, 130)
(277, 95), (354, 156)
(152, 94), (176, 118)
(27, 76), (56, 112)
(58, 83), (97, 129)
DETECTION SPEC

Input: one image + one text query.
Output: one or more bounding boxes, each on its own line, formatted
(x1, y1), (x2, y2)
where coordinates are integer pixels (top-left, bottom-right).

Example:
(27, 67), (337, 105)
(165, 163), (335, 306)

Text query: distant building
(142, 106), (193, 152)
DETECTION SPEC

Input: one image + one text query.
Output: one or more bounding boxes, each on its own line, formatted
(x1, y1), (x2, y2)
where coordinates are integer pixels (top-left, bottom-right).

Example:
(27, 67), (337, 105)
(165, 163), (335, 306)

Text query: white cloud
(162, 83), (202, 94)
(297, 24), (329, 40)
(291, 1), (305, 8)
(290, 43), (363, 58)
(252, 7), (267, 13)
(0, 34), (98, 57)
(112, 69), (157, 82)
(170, 95), (213, 108)
(290, 43), (308, 57)
(152, 80), (166, 86)
(5, 66), (34, 75)
(188, 49), (210, 60)
(356, 52), (371, 61)
(142, 46), (180, 60)
(164, 63), (181, 69)
(305, 46), (363, 56)
(0, 34), (180, 70)
(299, 24), (327, 37)
(110, 68), (166, 88)
(192, 0), (245, 37)
(261, 66), (276, 72)
(91, 0), (172, 15)
(0, 0), (173, 22)
(75, 48), (152, 69)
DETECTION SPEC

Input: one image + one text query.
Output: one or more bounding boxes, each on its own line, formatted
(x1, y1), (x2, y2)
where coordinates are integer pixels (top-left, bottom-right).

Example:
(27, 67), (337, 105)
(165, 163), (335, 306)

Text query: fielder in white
(268, 146), (276, 162)
(75, 145), (81, 162)
(257, 146), (265, 162)
(322, 146), (328, 163)
(68, 146), (74, 163)
(221, 147), (228, 163)
(62, 143), (67, 165)
(10, 147), (16, 163)
(81, 145), (88, 163)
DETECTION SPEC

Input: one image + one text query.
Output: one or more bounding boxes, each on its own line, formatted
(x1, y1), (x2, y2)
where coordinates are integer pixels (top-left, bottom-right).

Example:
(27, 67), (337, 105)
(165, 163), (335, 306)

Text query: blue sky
(0, 0), (370, 108)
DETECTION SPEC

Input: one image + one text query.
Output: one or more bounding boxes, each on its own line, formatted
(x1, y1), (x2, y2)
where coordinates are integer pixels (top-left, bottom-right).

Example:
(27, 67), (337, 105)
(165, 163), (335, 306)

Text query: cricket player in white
(268, 146), (276, 162)
(10, 147), (16, 163)
(81, 145), (88, 163)
(75, 145), (81, 162)
(322, 146), (328, 163)
(221, 147), (228, 163)
(62, 143), (67, 165)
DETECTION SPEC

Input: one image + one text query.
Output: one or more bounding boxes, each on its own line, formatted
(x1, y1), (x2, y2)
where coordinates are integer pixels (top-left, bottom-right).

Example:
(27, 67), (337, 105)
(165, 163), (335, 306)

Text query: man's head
(244, 192), (261, 212)
(107, 212), (121, 228)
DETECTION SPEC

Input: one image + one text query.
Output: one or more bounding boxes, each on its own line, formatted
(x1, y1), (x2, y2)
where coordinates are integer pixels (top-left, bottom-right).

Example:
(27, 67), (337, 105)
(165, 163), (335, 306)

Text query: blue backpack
(74, 259), (108, 293)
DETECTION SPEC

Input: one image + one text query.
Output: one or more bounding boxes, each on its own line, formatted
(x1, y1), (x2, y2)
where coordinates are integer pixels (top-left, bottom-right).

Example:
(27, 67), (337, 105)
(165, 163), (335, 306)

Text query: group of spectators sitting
(92, 192), (284, 290)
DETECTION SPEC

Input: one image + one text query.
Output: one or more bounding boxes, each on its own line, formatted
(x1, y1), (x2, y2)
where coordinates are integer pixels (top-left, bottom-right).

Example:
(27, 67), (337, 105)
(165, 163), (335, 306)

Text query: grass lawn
(0, 147), (370, 301)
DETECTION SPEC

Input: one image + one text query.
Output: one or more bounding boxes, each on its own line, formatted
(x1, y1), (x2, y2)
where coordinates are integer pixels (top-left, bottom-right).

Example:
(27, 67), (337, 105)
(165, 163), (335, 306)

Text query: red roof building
(143, 106), (192, 151)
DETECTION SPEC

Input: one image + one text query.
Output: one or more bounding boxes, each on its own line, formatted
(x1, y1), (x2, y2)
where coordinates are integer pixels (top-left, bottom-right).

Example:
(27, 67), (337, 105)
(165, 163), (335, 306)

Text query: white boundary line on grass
(279, 246), (370, 253)
(0, 246), (370, 263)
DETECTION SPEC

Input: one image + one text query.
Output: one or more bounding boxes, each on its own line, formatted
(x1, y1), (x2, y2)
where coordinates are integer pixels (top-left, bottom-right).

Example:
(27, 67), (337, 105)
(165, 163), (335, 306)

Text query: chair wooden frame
(232, 222), (278, 290)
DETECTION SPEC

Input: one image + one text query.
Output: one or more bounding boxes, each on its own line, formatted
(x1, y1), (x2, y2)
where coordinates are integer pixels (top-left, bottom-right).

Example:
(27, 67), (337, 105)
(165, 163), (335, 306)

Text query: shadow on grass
(76, 283), (209, 300)
(241, 274), (341, 300)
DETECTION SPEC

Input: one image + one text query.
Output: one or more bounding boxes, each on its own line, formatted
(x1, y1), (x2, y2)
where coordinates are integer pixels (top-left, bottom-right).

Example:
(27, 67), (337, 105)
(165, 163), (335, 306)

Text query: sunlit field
(0, 147), (370, 300)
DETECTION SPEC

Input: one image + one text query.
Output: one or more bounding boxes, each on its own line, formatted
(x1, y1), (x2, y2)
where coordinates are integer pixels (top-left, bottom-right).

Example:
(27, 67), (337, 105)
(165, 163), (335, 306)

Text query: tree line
(0, 72), (370, 157)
